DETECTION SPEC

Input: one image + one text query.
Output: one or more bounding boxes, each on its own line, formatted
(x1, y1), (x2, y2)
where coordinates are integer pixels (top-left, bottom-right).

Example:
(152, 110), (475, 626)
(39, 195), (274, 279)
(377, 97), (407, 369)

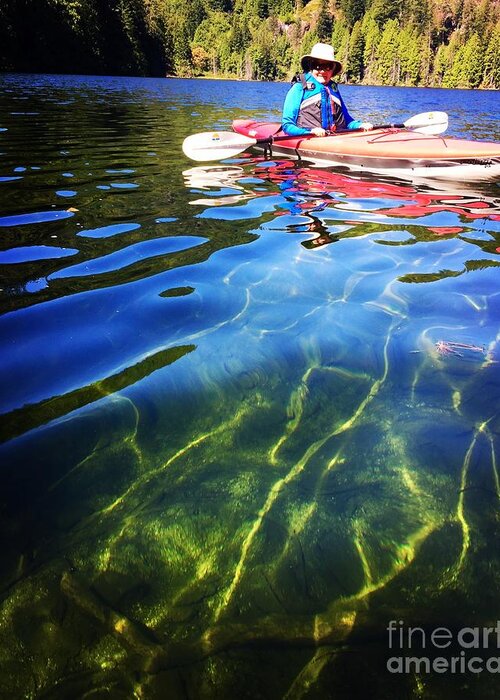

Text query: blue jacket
(282, 73), (362, 136)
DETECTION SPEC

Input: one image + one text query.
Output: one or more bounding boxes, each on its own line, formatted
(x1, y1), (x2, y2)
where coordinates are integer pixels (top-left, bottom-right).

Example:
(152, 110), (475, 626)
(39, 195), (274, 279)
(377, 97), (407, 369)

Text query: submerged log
(61, 571), (487, 673)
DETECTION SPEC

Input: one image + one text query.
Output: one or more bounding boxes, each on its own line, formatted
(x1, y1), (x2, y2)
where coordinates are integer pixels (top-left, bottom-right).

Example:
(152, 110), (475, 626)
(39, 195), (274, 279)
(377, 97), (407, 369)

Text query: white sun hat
(300, 43), (342, 76)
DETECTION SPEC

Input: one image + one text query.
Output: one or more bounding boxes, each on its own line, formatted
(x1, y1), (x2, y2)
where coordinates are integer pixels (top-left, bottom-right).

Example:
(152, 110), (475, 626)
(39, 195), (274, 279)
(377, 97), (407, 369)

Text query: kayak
(232, 120), (500, 182)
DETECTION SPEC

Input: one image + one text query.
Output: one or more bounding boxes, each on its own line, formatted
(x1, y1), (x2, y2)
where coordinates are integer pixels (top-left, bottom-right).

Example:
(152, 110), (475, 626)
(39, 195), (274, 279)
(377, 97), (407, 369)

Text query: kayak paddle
(182, 111), (449, 162)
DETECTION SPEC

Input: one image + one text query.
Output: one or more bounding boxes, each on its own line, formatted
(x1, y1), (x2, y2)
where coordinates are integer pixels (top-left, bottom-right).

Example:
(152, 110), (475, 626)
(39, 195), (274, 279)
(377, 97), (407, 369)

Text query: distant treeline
(1, 0), (499, 88)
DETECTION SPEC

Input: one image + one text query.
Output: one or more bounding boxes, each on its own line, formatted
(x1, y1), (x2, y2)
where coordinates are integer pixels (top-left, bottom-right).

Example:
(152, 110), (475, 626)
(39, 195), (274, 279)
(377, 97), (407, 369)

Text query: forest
(1, 0), (499, 88)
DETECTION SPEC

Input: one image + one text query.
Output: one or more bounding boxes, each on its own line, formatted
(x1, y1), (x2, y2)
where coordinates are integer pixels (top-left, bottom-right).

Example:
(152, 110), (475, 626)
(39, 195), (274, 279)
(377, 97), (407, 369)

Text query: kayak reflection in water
(281, 42), (373, 138)
(263, 166), (342, 248)
(301, 226), (340, 250)
(182, 162), (499, 253)
(280, 210), (340, 249)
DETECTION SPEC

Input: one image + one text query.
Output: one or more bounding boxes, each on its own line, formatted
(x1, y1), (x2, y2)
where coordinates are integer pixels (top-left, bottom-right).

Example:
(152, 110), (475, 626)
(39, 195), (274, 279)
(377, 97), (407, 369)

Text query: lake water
(1, 74), (500, 699)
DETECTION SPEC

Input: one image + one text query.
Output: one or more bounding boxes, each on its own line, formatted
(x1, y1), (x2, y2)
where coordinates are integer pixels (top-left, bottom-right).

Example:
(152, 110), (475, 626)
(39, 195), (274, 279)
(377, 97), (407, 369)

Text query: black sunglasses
(312, 62), (334, 71)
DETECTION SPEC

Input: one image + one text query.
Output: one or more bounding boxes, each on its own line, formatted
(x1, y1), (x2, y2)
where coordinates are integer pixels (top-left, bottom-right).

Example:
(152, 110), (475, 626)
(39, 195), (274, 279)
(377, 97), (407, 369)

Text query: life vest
(291, 73), (347, 131)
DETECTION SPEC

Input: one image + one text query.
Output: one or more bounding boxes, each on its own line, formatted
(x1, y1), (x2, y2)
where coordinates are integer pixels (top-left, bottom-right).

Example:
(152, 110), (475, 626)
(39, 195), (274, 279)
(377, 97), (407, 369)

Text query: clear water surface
(1, 74), (500, 699)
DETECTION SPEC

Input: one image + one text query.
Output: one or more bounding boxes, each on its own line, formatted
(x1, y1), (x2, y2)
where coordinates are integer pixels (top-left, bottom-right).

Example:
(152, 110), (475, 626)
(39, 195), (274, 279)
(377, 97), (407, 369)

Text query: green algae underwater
(1, 74), (500, 699)
(2, 288), (500, 699)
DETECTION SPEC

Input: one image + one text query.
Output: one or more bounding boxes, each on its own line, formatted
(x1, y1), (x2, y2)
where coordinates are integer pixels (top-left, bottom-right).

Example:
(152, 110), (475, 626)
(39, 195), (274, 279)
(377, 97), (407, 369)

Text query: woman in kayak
(282, 43), (373, 137)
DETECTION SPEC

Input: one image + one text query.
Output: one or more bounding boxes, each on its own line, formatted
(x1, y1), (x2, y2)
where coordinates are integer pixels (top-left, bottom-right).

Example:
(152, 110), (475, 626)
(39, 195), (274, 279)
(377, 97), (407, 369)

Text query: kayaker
(282, 43), (373, 137)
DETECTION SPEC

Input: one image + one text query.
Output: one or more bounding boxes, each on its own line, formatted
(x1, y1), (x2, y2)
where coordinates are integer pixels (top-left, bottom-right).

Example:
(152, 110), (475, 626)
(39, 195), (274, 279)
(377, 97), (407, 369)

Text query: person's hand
(310, 127), (327, 137)
(359, 122), (374, 130)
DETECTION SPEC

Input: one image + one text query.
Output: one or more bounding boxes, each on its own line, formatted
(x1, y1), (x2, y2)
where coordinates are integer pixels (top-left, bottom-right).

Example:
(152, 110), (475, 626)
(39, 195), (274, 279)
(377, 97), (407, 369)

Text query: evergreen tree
(191, 12), (231, 74)
(401, 0), (430, 28)
(459, 32), (483, 87)
(433, 43), (450, 87)
(316, 4), (333, 41)
(419, 31), (433, 86)
(459, 0), (477, 34)
(442, 35), (465, 88)
(229, 15), (251, 55)
(362, 16), (381, 83)
(340, 0), (365, 28)
(332, 17), (349, 55)
(248, 21), (277, 79)
(482, 22), (500, 88)
(375, 19), (400, 84)
(172, 17), (193, 75)
(399, 26), (421, 85)
(369, 0), (400, 28)
(347, 20), (365, 81)
(474, 0), (490, 38)
(184, 0), (206, 38)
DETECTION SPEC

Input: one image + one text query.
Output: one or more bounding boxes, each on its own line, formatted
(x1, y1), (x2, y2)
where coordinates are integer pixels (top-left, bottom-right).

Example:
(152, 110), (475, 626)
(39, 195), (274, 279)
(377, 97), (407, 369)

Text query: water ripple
(0, 210), (75, 226)
(77, 222), (141, 238)
(0, 245), (78, 264)
(50, 236), (208, 278)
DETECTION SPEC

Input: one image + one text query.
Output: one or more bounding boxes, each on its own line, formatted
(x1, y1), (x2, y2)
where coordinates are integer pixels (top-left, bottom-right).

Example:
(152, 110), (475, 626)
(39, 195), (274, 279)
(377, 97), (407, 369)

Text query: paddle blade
(404, 111), (448, 135)
(182, 131), (257, 161)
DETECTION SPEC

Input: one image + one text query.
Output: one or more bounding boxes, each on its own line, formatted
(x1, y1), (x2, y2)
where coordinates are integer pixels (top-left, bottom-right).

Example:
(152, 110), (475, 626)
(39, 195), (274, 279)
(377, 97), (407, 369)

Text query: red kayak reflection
(250, 160), (500, 247)
(183, 160), (500, 250)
